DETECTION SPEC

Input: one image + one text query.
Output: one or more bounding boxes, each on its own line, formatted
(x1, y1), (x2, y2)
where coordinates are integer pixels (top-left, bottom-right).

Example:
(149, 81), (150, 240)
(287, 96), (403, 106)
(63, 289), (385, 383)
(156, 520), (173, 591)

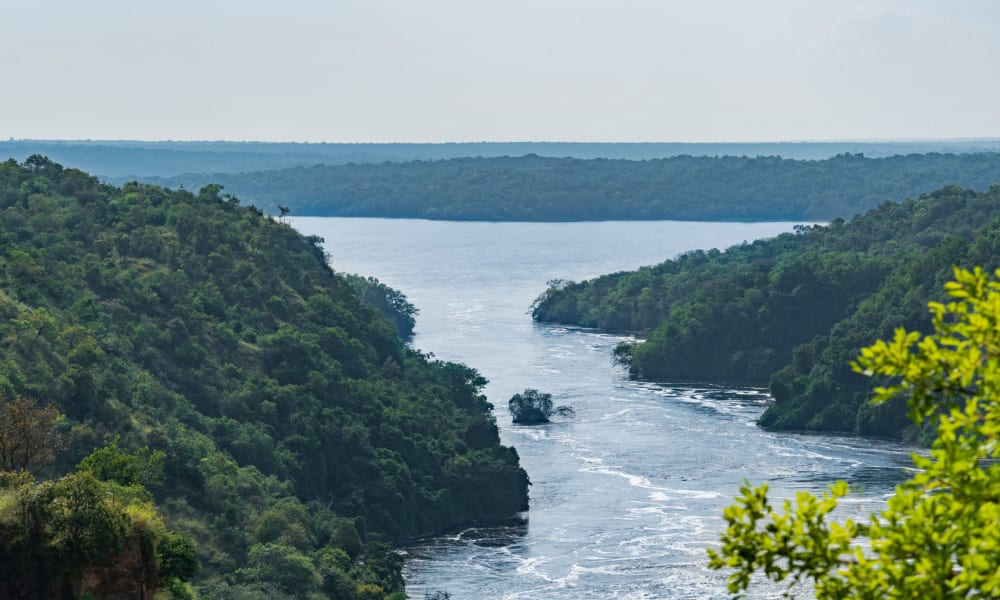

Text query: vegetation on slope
(0, 156), (528, 598)
(146, 152), (1000, 221)
(343, 274), (418, 339)
(0, 397), (197, 599)
(533, 185), (1000, 440)
(710, 268), (1000, 597)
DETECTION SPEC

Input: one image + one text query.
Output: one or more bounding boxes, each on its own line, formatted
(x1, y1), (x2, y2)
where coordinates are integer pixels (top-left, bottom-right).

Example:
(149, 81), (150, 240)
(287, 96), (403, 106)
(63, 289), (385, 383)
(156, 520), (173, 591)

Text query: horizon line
(6, 137), (1000, 146)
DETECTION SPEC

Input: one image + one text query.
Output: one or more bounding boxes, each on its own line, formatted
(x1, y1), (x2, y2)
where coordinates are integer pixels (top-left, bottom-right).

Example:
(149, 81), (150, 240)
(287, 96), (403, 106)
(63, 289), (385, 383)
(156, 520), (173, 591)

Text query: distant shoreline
(6, 138), (1000, 180)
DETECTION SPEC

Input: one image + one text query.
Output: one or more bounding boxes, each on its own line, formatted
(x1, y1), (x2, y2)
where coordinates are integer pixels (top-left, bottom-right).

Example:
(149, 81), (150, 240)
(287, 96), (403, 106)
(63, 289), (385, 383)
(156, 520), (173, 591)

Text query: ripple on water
(295, 218), (916, 599)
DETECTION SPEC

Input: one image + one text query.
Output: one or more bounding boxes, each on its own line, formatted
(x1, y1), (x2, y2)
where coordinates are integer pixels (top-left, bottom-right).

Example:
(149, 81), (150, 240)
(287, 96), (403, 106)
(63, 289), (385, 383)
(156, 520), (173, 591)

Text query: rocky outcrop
(75, 534), (159, 600)
(0, 534), (158, 600)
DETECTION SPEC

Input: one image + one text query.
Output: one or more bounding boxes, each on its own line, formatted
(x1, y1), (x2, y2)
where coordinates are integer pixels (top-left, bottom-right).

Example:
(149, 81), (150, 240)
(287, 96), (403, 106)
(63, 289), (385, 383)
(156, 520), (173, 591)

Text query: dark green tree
(508, 389), (575, 424)
(157, 532), (200, 582)
(77, 435), (165, 488)
(0, 396), (65, 473)
(343, 274), (419, 339)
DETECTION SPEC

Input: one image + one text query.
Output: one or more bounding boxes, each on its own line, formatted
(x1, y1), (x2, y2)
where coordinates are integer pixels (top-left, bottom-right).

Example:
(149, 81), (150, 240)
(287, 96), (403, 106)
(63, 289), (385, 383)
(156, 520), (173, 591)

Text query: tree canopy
(343, 274), (418, 339)
(0, 395), (65, 473)
(0, 441), (198, 598)
(146, 152), (1000, 222)
(0, 156), (528, 598)
(708, 267), (1000, 597)
(508, 389), (575, 424)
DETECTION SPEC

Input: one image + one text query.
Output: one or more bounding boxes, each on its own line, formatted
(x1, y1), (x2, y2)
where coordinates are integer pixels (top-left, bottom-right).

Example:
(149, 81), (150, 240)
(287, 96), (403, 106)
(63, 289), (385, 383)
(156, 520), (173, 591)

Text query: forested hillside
(146, 152), (1000, 221)
(533, 185), (1000, 440)
(0, 156), (528, 599)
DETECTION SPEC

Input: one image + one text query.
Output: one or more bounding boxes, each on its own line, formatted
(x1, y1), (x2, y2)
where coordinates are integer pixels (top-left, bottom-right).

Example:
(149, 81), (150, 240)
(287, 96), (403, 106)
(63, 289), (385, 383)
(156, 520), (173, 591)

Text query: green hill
(533, 185), (1000, 441)
(0, 156), (527, 599)
(145, 152), (1000, 221)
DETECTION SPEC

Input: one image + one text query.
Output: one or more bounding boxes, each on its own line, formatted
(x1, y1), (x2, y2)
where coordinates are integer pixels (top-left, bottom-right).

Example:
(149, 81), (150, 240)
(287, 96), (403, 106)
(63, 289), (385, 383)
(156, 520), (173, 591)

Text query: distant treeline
(4, 138), (1000, 179)
(533, 184), (1000, 441)
(144, 152), (1000, 221)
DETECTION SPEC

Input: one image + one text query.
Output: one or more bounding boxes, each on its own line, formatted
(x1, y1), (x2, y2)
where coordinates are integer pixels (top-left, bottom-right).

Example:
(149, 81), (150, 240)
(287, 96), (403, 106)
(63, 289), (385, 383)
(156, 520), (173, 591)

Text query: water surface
(291, 218), (916, 599)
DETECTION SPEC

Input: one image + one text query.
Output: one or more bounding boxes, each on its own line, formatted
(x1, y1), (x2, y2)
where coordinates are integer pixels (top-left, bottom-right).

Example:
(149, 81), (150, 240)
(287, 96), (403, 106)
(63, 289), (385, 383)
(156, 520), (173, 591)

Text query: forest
(533, 184), (1000, 441)
(133, 152), (1000, 222)
(0, 156), (528, 599)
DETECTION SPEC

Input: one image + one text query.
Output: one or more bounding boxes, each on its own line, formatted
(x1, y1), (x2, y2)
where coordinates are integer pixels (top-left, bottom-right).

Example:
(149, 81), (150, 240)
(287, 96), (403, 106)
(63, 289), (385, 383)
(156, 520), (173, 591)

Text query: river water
(291, 218), (917, 599)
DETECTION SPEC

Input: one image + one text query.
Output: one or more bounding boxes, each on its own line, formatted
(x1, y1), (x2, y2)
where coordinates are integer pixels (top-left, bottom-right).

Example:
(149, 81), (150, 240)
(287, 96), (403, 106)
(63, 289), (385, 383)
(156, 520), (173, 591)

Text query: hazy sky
(2, 1), (998, 142)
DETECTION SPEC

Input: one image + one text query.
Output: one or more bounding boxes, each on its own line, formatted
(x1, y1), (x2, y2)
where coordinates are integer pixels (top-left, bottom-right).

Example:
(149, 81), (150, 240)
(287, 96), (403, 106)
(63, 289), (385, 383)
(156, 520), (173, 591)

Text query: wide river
(292, 218), (917, 599)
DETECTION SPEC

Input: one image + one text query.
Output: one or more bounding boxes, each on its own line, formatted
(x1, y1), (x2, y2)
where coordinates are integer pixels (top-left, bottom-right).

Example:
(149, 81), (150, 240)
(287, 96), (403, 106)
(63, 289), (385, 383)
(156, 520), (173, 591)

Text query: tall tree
(0, 396), (65, 473)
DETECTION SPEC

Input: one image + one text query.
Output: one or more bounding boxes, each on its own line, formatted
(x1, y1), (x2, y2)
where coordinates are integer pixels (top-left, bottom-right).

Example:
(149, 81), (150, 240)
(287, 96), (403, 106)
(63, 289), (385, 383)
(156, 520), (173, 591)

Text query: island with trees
(507, 389), (575, 424)
(533, 184), (1000, 442)
(0, 156), (529, 599)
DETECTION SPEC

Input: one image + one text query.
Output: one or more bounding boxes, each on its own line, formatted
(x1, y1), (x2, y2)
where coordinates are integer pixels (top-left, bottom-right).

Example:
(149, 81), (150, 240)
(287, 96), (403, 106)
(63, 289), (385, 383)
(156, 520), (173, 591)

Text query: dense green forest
(8, 140), (1000, 180)
(342, 274), (418, 339)
(144, 152), (1000, 222)
(0, 156), (528, 599)
(533, 185), (1000, 440)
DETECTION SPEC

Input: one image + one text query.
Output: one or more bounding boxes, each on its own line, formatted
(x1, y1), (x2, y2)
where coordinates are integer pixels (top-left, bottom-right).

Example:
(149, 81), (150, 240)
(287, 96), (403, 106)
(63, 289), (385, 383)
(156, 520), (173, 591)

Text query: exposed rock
(0, 534), (159, 600)
(75, 534), (159, 600)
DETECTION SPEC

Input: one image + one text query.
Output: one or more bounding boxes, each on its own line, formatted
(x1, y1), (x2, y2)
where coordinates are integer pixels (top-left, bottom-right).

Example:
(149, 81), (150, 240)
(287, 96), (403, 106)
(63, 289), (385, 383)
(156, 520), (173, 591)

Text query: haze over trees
(533, 184), (1000, 440)
(7, 139), (1000, 180)
(143, 152), (1000, 222)
(0, 156), (528, 598)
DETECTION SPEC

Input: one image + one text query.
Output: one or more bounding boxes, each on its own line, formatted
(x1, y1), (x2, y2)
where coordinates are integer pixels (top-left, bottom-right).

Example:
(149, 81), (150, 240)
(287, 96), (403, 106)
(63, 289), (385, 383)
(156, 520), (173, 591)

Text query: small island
(508, 389), (575, 424)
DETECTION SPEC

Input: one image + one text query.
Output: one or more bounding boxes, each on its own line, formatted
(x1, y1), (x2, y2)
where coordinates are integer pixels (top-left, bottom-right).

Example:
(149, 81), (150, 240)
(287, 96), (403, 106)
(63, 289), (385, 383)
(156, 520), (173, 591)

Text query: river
(291, 218), (917, 599)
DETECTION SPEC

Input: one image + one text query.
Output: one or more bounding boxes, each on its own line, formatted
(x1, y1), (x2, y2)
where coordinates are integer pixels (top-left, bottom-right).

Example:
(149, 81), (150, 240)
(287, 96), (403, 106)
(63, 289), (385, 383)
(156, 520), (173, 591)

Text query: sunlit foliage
(708, 267), (1000, 597)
